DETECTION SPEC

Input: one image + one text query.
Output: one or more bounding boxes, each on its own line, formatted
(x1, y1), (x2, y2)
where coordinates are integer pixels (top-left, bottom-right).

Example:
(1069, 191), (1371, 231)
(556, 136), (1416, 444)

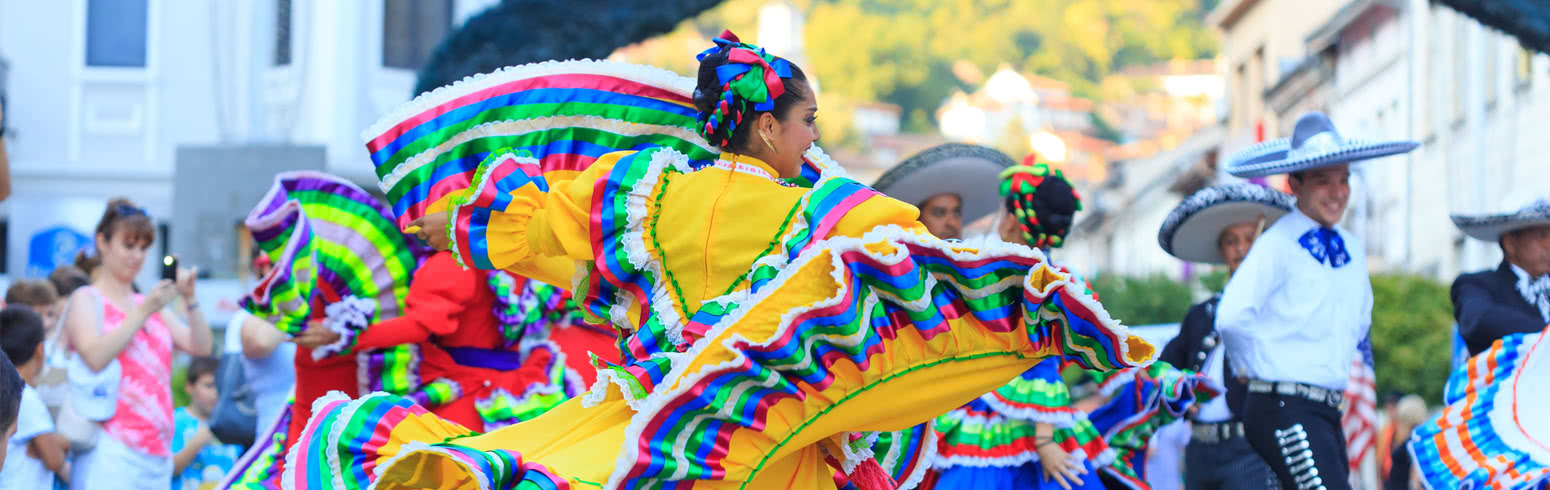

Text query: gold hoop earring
(762, 133), (778, 154)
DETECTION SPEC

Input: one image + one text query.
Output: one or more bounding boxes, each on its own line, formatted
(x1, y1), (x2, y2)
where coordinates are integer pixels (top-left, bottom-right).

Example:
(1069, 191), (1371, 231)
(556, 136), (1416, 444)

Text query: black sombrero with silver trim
(1226, 111), (1418, 178)
(871, 143), (1014, 225)
(1451, 196), (1550, 242)
(1158, 183), (1296, 264)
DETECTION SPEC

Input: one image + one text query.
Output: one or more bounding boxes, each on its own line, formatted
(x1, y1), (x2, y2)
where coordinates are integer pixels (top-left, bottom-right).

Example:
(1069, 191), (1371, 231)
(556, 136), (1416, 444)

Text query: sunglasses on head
(113, 204), (147, 218)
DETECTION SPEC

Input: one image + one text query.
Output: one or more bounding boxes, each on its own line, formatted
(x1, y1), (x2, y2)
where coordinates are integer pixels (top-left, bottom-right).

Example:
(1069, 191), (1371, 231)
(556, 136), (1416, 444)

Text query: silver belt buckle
(1277, 382), (1298, 396)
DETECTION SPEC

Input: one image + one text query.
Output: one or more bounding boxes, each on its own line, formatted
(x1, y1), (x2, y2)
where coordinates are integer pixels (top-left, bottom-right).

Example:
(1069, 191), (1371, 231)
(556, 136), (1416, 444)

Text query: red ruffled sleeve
(354, 252), (484, 350)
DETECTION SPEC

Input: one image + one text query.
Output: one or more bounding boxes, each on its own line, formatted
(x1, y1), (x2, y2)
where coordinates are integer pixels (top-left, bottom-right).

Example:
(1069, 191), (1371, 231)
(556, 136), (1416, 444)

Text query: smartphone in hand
(161, 255), (178, 281)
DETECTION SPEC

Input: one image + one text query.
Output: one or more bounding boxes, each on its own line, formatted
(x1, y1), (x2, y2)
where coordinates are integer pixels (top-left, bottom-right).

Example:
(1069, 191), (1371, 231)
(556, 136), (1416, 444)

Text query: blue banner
(26, 226), (90, 278)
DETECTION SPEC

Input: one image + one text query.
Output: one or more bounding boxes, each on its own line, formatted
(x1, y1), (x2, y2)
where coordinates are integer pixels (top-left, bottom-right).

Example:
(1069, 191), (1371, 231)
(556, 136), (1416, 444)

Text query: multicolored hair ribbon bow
(695, 30), (794, 146)
(999, 154), (1083, 249)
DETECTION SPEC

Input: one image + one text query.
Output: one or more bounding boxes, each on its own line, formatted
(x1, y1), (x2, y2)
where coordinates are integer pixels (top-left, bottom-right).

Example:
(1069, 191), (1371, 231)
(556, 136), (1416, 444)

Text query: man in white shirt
(1157, 183), (1293, 489)
(1215, 112), (1417, 490)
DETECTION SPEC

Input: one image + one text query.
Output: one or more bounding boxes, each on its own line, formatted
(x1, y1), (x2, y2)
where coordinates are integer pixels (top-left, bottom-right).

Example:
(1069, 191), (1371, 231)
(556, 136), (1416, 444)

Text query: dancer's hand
(292, 320), (342, 348)
(408, 212), (450, 251)
(1036, 439), (1085, 490)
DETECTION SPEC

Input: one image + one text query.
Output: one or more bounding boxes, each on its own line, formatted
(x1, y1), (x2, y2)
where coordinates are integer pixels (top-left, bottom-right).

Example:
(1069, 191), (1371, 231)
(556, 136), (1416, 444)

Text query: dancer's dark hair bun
(693, 31), (809, 152)
(999, 156), (1083, 249)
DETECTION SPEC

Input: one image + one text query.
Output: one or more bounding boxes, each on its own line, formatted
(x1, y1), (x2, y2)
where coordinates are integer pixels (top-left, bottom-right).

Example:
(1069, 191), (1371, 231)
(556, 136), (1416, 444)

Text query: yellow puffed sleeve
(830, 195), (929, 239)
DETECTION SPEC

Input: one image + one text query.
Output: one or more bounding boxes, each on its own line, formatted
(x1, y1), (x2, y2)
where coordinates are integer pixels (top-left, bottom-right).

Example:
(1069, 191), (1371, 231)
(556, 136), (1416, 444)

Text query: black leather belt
(1247, 379), (1343, 409)
(1190, 420), (1245, 444)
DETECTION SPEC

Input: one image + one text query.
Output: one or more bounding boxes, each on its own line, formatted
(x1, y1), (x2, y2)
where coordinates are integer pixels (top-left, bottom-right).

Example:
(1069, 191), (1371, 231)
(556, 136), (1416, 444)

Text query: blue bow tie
(1298, 227), (1350, 268)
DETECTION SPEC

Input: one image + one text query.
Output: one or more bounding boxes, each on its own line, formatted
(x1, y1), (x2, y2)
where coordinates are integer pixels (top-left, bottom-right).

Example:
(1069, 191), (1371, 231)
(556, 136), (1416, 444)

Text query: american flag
(1342, 337), (1378, 474)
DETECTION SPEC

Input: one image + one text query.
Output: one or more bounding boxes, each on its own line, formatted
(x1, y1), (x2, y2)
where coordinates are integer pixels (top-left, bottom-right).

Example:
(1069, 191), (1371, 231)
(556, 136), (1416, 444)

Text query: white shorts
(70, 433), (170, 490)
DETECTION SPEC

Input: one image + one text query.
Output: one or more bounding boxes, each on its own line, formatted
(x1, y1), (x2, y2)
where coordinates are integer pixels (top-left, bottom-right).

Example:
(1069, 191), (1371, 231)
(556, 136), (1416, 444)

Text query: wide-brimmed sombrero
(1157, 183), (1295, 264)
(871, 143), (1015, 225)
(1226, 111), (1418, 178)
(1451, 195), (1550, 242)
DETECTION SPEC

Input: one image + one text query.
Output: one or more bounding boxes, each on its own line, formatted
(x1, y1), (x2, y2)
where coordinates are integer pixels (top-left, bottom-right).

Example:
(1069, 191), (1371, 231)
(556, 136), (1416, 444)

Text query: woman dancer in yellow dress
(286, 31), (1154, 490)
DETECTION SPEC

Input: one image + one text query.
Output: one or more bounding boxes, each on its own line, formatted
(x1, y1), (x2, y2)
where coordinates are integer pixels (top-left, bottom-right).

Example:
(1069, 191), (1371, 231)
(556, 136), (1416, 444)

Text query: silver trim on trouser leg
(1275, 424), (1325, 490)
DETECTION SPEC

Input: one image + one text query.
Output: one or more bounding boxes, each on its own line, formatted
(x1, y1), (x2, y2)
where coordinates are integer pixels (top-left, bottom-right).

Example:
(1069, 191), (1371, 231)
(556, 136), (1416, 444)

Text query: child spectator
(0, 306), (70, 487)
(172, 356), (241, 490)
(5, 280), (59, 330)
(33, 269), (87, 416)
(46, 267), (90, 316)
(46, 267), (91, 298)
(0, 350), (21, 472)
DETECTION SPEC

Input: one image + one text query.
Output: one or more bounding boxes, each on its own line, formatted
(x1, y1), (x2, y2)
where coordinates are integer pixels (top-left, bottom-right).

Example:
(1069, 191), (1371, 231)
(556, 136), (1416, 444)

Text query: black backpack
(209, 351), (257, 448)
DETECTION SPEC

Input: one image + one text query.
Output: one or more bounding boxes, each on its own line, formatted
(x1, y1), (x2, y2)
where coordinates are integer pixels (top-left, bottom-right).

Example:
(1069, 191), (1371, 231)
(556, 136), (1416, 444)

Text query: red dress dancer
(297, 251), (617, 430)
(221, 172), (616, 489)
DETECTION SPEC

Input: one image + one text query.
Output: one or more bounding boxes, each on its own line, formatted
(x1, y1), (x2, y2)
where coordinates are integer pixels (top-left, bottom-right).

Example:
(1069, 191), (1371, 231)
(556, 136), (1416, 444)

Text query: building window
(274, 0), (292, 66)
(85, 0), (149, 67)
(382, 0), (452, 70)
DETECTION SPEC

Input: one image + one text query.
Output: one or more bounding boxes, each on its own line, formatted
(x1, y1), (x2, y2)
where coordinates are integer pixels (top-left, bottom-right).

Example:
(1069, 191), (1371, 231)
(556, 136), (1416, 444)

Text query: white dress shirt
(1215, 208), (1373, 391)
(1509, 263), (1550, 323)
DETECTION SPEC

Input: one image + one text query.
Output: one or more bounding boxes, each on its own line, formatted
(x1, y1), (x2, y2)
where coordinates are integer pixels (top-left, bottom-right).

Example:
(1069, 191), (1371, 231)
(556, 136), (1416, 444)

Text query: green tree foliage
(414, 0), (729, 95)
(1090, 272), (1454, 406)
(1196, 268), (1229, 293)
(1368, 274), (1454, 406)
(1089, 273), (1195, 326)
(802, 0), (1220, 129)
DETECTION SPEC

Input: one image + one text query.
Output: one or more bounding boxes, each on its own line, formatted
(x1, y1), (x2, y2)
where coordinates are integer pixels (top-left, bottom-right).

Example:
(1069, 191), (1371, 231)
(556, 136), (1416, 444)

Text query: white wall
(1329, 1), (1550, 281)
(0, 0), (489, 280)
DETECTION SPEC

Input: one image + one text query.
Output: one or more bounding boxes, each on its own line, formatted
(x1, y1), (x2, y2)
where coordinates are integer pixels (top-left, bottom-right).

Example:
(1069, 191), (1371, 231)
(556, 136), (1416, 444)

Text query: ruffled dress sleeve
(351, 252), (483, 351)
(1086, 360), (1220, 488)
(449, 150), (629, 275)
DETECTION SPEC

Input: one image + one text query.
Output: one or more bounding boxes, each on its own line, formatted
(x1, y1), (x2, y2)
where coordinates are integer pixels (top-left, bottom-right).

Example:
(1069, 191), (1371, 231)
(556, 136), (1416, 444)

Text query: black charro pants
(1184, 433), (1280, 490)
(1241, 393), (1350, 490)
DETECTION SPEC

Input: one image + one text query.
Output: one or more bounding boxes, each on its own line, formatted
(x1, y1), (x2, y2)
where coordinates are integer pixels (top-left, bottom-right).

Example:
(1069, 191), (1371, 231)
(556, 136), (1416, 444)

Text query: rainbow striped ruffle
(1410, 328), (1549, 490)
(489, 272), (587, 350)
(873, 424), (938, 490)
(364, 59), (847, 235)
(474, 339), (586, 430)
(361, 60), (716, 231)
(286, 392), (568, 490)
(932, 397), (1112, 468)
(600, 226), (1148, 488)
(1087, 361), (1219, 489)
(357, 343), (421, 398)
(930, 359), (1112, 481)
(977, 360), (1082, 426)
(290, 213), (1151, 489)
(219, 393), (293, 489)
(242, 172), (428, 338)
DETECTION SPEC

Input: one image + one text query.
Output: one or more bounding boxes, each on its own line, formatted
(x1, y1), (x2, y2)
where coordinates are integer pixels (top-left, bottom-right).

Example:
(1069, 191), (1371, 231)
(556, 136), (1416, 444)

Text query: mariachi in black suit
(1159, 295), (1276, 490)
(1451, 261), (1548, 356)
(1159, 296), (1246, 416)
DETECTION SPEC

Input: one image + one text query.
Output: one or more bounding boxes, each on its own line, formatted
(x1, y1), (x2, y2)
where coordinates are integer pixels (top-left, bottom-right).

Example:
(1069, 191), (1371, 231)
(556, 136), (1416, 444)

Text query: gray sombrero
(871, 143), (1014, 225)
(1158, 183), (1296, 264)
(1226, 111), (1418, 178)
(1451, 195), (1550, 242)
